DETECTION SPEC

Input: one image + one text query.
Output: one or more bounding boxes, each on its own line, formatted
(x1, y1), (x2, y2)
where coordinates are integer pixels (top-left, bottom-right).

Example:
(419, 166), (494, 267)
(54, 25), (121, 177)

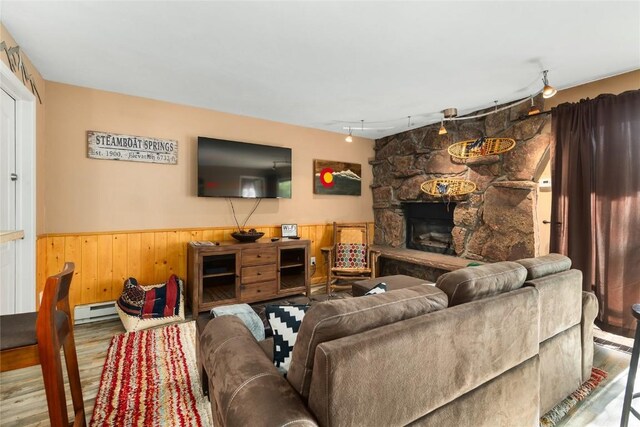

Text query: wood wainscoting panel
(35, 222), (374, 310)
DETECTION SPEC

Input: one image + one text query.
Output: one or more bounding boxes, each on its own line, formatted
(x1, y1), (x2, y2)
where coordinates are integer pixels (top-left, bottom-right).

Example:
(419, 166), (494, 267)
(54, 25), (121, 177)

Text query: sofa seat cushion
(436, 261), (527, 306)
(517, 253), (572, 280)
(286, 284), (448, 400)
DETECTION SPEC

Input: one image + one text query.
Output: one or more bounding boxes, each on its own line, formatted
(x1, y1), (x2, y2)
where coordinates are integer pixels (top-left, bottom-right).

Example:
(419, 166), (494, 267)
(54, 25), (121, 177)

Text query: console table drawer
(241, 264), (277, 284)
(242, 247), (277, 266)
(241, 280), (277, 301)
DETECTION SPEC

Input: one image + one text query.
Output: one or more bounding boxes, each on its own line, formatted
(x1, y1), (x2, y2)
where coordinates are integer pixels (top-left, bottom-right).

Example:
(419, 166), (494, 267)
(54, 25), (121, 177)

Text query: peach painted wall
(537, 69), (640, 254)
(44, 82), (374, 233)
(1, 24), (46, 234)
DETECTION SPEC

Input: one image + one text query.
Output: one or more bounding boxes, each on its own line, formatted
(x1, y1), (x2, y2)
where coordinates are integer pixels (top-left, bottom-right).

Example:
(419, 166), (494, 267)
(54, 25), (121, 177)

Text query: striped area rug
(90, 322), (212, 426)
(539, 367), (608, 427)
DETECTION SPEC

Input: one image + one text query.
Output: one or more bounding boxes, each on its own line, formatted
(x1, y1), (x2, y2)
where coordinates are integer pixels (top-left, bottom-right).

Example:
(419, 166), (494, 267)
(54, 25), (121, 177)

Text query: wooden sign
(87, 131), (178, 164)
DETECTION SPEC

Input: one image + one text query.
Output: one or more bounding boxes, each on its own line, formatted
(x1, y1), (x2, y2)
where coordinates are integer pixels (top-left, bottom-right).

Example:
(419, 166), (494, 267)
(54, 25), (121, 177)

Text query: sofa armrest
(581, 291), (599, 382)
(201, 315), (318, 427)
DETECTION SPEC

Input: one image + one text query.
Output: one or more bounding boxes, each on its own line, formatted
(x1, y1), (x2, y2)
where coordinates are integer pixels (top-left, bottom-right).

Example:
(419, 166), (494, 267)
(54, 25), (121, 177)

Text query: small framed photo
(281, 224), (298, 237)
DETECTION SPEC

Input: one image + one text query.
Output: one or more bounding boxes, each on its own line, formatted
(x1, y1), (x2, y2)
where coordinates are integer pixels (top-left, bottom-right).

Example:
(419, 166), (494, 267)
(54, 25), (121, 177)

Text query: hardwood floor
(0, 318), (637, 426)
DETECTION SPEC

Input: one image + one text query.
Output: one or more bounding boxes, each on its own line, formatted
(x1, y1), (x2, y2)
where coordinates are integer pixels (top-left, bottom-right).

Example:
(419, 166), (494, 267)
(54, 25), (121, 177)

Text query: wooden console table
(187, 238), (310, 313)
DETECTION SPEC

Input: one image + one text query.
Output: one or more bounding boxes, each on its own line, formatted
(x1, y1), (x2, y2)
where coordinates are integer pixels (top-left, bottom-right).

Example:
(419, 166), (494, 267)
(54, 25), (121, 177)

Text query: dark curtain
(550, 90), (640, 335)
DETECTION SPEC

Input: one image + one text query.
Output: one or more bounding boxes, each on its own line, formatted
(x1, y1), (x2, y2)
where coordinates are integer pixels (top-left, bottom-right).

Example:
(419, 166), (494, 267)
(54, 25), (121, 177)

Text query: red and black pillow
(117, 274), (182, 319)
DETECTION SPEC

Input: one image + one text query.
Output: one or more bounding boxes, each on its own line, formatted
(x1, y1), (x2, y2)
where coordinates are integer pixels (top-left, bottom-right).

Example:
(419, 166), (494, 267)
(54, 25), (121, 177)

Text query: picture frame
(281, 224), (298, 237)
(313, 159), (362, 195)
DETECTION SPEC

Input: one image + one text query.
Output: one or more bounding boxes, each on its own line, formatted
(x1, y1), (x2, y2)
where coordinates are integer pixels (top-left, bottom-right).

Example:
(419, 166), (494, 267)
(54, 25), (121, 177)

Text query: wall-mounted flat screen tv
(197, 137), (292, 198)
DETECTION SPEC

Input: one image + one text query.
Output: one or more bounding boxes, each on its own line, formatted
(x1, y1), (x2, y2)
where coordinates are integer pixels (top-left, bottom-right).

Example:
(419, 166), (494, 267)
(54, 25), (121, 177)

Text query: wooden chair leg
(62, 332), (86, 426)
(38, 341), (70, 427)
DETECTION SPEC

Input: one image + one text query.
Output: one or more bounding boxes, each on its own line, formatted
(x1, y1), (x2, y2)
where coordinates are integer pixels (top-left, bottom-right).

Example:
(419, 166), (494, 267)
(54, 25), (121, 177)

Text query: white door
(1, 88), (17, 314)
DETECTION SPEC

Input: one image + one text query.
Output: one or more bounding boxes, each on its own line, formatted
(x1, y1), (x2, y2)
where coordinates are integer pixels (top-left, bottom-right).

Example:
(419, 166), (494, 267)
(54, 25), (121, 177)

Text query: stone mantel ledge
(372, 245), (481, 272)
(491, 181), (538, 190)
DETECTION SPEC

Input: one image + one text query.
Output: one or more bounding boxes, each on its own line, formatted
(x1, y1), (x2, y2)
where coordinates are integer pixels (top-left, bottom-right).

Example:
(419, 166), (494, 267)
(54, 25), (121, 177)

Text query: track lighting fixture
(438, 119), (447, 135)
(542, 70), (557, 99)
(527, 96), (541, 116)
(337, 70), (554, 136)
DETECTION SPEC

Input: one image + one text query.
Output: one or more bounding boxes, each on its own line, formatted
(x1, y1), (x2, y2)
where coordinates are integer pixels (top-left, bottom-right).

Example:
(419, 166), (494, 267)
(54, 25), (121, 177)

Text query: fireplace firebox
(403, 203), (456, 255)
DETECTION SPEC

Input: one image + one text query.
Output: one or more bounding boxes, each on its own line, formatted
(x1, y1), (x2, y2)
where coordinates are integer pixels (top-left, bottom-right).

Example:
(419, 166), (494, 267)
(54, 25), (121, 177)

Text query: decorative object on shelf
(230, 229), (264, 242)
(281, 223), (298, 238)
(228, 198), (264, 242)
(447, 137), (516, 159)
(87, 130), (178, 164)
(313, 159), (362, 195)
(1, 42), (42, 103)
(420, 178), (476, 197)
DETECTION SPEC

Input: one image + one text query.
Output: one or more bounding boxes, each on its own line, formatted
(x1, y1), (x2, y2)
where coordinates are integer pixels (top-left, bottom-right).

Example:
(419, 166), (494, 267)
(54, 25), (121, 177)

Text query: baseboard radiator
(74, 301), (119, 324)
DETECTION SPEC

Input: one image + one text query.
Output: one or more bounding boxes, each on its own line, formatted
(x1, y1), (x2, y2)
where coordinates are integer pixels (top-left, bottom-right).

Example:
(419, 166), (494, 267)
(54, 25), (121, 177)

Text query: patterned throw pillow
(117, 278), (145, 316)
(116, 275), (182, 319)
(266, 305), (309, 374)
(335, 243), (367, 269)
(364, 283), (387, 295)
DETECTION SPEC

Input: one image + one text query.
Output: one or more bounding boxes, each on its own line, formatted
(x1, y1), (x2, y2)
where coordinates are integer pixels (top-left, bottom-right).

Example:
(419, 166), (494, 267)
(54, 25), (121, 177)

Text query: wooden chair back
(0, 262), (85, 426)
(333, 222), (369, 246)
(37, 262), (74, 340)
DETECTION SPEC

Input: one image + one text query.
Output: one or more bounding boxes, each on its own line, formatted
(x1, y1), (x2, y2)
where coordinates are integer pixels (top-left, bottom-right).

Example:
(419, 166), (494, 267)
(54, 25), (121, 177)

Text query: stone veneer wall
(372, 96), (550, 262)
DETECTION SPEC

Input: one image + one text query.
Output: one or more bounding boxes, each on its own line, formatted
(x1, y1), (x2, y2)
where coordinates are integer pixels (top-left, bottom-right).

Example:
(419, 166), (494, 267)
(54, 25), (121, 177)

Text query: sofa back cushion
(286, 284), (448, 400)
(307, 287), (540, 427)
(525, 269), (583, 342)
(436, 261), (527, 306)
(517, 253), (572, 280)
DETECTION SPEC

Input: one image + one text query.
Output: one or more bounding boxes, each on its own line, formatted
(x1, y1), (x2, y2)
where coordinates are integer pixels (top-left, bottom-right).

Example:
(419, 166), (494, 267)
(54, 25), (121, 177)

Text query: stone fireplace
(372, 96), (550, 263)
(404, 202), (455, 255)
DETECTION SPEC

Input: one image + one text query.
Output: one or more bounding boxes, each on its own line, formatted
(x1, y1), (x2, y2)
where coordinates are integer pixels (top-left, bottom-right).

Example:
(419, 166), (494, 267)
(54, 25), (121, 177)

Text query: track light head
(438, 119), (447, 135)
(527, 96), (541, 116)
(542, 70), (557, 99)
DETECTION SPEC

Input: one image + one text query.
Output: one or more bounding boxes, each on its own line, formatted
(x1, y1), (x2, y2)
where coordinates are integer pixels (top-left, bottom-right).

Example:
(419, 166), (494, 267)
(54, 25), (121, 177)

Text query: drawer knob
(257, 254), (262, 258)
(257, 272), (261, 275)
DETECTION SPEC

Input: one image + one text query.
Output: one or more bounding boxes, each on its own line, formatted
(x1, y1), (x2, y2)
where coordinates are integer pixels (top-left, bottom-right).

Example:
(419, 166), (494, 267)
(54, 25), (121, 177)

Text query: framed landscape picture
(313, 159), (362, 195)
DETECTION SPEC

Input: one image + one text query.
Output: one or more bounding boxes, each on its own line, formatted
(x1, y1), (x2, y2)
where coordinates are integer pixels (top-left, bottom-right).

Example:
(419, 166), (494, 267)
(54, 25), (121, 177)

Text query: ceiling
(3, 1), (639, 139)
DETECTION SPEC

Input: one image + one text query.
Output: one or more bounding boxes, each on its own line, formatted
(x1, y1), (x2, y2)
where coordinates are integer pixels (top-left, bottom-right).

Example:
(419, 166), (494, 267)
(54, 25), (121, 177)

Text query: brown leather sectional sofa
(199, 254), (598, 426)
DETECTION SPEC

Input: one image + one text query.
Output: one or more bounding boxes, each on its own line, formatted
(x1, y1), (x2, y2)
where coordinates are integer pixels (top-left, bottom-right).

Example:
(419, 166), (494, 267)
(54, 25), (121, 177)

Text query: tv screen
(197, 137), (292, 198)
